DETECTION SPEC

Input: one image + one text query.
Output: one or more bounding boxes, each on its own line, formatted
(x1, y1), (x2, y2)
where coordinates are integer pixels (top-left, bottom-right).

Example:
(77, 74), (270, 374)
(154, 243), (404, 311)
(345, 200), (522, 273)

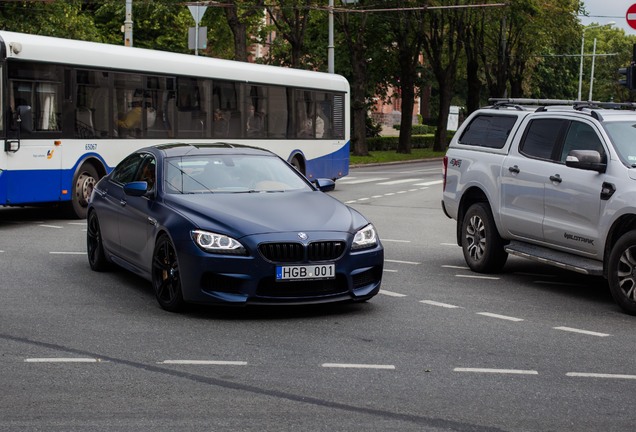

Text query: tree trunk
(434, 80), (452, 152)
(224, 5), (249, 62)
(397, 71), (416, 154)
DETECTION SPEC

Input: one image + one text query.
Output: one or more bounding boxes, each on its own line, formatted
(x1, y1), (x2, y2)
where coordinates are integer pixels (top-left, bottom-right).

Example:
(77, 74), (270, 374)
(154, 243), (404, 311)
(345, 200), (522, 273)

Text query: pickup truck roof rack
(488, 98), (636, 112)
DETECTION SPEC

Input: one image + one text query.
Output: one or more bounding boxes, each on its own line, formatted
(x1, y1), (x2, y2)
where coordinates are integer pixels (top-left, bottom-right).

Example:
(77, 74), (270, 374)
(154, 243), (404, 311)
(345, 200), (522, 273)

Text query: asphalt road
(1, 160), (635, 432)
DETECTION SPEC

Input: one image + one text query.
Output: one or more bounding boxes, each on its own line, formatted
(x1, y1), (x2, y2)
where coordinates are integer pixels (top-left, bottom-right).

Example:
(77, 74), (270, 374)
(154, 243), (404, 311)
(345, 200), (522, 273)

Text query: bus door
(6, 64), (64, 206)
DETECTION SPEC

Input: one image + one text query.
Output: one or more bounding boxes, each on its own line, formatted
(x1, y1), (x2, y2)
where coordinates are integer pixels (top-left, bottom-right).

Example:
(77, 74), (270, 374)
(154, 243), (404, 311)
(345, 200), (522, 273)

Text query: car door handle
(120, 199), (127, 207)
(549, 174), (562, 183)
(508, 165), (520, 174)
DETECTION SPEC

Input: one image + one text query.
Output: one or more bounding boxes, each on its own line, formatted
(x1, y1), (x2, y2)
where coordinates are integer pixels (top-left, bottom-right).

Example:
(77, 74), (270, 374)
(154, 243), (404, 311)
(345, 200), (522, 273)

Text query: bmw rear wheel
(152, 234), (185, 312)
(461, 202), (508, 273)
(608, 231), (636, 315)
(86, 210), (110, 271)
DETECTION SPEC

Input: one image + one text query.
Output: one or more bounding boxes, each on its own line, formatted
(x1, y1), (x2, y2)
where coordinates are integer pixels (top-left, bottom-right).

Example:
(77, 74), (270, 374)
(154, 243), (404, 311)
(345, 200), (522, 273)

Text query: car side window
(458, 114), (517, 149)
(519, 118), (567, 161)
(136, 156), (156, 189)
(110, 153), (145, 185)
(559, 122), (604, 163)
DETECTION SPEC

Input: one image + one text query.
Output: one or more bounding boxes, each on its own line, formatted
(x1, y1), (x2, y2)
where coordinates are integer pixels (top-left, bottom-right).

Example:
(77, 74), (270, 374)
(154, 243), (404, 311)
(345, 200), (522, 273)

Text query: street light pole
(589, 38), (597, 101)
(328, 0), (334, 73)
(577, 22), (614, 101)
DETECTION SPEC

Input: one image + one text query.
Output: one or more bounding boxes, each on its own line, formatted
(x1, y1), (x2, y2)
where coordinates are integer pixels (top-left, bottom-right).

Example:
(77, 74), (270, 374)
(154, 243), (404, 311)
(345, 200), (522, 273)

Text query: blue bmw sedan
(87, 143), (384, 312)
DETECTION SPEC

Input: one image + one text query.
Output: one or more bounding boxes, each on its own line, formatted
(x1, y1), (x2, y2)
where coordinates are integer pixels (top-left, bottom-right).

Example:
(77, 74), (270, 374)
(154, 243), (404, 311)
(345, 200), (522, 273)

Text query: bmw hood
(166, 191), (369, 238)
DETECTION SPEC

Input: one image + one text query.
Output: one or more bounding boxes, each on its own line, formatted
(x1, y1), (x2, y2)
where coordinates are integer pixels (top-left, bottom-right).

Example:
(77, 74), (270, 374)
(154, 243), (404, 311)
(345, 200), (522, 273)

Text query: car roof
(149, 142), (277, 158)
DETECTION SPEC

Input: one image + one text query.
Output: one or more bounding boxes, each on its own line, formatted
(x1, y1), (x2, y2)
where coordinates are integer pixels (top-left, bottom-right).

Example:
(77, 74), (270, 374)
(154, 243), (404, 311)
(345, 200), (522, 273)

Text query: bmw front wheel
(152, 234), (185, 312)
(86, 210), (110, 271)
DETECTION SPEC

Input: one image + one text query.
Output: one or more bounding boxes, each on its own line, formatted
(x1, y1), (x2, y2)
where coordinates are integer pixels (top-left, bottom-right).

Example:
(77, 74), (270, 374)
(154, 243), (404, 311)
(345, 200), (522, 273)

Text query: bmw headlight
(352, 224), (378, 250)
(191, 230), (246, 255)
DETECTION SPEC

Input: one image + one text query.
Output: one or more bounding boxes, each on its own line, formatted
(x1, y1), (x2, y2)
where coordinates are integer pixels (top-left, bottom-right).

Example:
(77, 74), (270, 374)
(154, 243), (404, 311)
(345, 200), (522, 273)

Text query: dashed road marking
(567, 372), (636, 380)
(455, 274), (500, 280)
(322, 363), (395, 370)
(420, 300), (461, 309)
(477, 312), (524, 322)
(442, 265), (469, 269)
(385, 259), (419, 265)
(25, 358), (103, 363)
(39, 224), (62, 229)
(377, 178), (423, 185)
(50, 252), (86, 255)
(158, 360), (247, 365)
(383, 269), (398, 273)
(554, 326), (610, 337)
(382, 239), (411, 243)
(454, 368), (538, 375)
(380, 290), (407, 297)
(414, 180), (443, 186)
(338, 177), (389, 185)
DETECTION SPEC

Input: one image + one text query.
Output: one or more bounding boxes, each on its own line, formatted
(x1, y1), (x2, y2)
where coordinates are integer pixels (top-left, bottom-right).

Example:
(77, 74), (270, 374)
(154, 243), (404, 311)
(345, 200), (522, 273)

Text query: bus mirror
(17, 105), (33, 133)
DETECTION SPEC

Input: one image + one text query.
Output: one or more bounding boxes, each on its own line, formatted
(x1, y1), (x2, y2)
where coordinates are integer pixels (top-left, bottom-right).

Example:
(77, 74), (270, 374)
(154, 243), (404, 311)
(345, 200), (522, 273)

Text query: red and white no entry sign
(627, 3), (636, 30)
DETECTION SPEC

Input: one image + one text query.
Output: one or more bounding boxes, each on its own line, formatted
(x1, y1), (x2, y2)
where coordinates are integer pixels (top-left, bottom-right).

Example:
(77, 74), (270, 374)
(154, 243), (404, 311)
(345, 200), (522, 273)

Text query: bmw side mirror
(124, 181), (150, 197)
(313, 178), (335, 192)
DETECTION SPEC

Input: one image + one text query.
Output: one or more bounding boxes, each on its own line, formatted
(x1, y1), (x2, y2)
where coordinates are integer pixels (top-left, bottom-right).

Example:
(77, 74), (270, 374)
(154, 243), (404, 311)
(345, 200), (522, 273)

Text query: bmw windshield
(164, 154), (312, 194)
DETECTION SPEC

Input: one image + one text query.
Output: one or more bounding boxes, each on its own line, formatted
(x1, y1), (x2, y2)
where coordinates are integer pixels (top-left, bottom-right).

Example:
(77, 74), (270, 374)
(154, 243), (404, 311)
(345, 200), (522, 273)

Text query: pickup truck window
(519, 118), (566, 160)
(560, 122), (604, 162)
(605, 121), (636, 165)
(458, 114), (517, 149)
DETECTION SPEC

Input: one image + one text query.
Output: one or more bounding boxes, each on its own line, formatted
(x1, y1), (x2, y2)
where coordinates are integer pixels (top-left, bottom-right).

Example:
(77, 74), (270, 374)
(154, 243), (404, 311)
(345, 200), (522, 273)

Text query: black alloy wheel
(152, 234), (185, 312)
(86, 210), (110, 271)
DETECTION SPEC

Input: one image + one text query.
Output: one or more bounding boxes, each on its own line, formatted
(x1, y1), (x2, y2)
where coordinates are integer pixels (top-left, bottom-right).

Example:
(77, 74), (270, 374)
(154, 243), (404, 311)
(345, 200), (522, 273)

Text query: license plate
(276, 264), (335, 281)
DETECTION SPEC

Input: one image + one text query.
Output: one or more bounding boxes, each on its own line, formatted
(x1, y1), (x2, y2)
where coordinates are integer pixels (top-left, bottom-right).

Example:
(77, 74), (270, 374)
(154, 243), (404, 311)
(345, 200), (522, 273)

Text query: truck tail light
(442, 156), (448, 191)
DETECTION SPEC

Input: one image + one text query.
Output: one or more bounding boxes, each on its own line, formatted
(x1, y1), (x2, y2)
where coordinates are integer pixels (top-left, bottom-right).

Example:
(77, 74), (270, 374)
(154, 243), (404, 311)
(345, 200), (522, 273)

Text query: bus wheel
(290, 156), (305, 175)
(71, 164), (98, 219)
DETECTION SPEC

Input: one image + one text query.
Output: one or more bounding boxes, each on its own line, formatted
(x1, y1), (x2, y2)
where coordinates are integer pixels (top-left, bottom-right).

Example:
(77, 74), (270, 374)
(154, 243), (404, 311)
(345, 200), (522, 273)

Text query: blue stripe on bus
(304, 141), (350, 179)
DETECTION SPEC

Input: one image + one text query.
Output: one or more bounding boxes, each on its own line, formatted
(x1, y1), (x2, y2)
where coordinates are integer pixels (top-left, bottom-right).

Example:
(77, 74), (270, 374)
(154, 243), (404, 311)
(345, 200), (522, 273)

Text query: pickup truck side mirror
(565, 149), (606, 173)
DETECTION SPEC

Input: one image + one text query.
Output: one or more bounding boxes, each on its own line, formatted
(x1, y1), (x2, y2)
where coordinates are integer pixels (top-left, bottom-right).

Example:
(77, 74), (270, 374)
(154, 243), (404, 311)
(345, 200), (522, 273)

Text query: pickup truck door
(542, 121), (604, 256)
(500, 118), (568, 242)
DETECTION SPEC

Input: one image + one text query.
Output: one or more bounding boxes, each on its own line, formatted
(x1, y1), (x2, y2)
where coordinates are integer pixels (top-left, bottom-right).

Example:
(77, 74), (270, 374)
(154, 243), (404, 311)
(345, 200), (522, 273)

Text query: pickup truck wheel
(461, 202), (508, 273)
(608, 231), (636, 315)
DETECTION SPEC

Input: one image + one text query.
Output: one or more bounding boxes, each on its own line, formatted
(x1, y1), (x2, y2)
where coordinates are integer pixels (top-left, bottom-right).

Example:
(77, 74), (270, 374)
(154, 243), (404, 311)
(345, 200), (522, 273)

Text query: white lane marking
(357, 197), (370, 201)
(322, 363), (395, 370)
(0, 250), (4, 253)
(384, 193), (395, 196)
(420, 300), (461, 309)
(414, 180), (443, 186)
(567, 372), (636, 380)
(554, 326), (610, 337)
(25, 358), (102, 363)
(338, 177), (389, 185)
(377, 178), (423, 185)
(39, 224), (62, 229)
(380, 290), (407, 297)
(385, 259), (419, 265)
(381, 239), (411, 243)
(442, 265), (469, 269)
(50, 252), (86, 255)
(397, 191), (408, 194)
(408, 189), (419, 192)
(345, 200), (357, 204)
(456, 274), (500, 280)
(454, 368), (538, 375)
(371, 195), (383, 198)
(159, 360), (247, 365)
(67, 222), (87, 226)
(440, 243), (457, 246)
(383, 269), (398, 273)
(477, 312), (524, 322)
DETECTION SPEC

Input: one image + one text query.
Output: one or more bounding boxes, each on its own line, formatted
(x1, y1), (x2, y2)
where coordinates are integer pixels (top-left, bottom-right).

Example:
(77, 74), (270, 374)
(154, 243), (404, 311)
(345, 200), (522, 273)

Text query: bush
(365, 130), (454, 151)
(392, 124), (430, 134)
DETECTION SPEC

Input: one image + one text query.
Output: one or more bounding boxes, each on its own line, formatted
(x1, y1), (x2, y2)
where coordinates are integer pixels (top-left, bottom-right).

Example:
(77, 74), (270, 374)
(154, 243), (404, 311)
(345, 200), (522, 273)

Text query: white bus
(0, 31), (350, 218)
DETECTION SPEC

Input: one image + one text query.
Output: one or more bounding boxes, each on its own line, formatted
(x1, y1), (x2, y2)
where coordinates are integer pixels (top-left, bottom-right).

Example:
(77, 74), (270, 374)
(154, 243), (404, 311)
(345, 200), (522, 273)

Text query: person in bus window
(247, 105), (264, 137)
(118, 98), (143, 135)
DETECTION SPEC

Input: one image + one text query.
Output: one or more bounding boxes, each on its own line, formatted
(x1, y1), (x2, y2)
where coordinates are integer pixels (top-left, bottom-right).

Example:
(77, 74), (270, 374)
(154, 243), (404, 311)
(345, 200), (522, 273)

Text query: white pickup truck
(442, 98), (636, 315)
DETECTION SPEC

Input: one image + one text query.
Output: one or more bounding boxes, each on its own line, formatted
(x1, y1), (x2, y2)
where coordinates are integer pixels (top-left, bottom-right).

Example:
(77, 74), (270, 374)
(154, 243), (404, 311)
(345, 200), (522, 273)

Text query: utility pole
(124, 0), (133, 47)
